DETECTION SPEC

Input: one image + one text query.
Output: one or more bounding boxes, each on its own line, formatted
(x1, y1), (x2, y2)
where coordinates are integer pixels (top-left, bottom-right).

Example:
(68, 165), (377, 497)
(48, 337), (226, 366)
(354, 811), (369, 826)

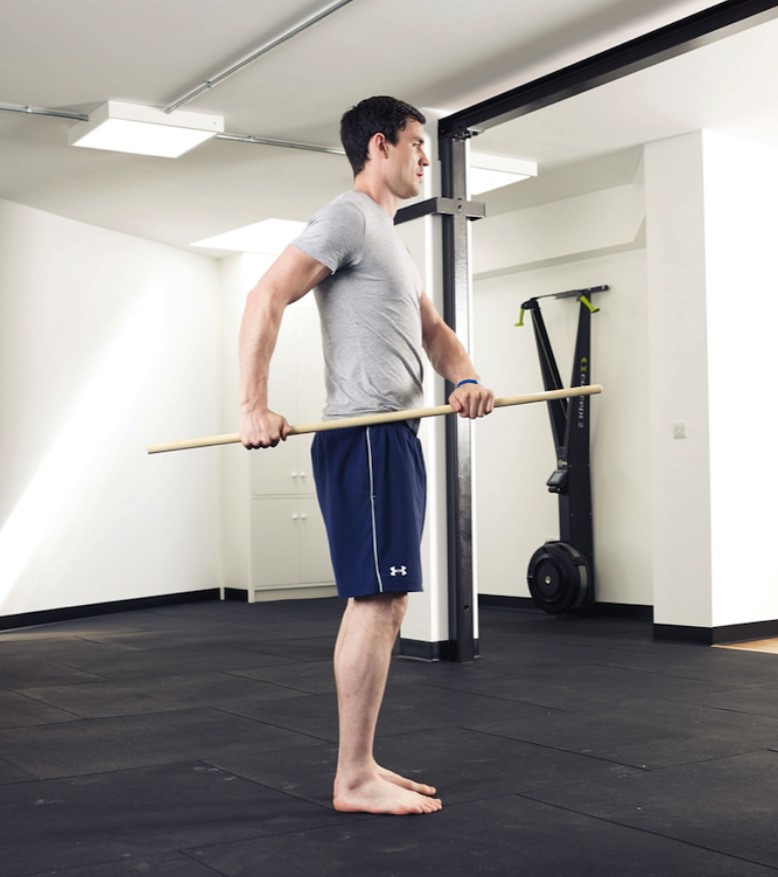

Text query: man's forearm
(238, 284), (284, 415)
(424, 320), (480, 386)
(422, 311), (494, 418)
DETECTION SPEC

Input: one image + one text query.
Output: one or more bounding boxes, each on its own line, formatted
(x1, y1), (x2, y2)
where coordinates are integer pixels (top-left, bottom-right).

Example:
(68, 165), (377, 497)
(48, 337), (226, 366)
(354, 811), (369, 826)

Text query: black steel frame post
(440, 134), (477, 663)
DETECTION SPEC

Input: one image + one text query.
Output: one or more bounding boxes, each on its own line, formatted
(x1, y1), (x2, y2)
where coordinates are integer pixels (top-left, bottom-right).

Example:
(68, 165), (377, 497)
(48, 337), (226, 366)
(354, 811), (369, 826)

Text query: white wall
(218, 254), (268, 593)
(473, 168), (652, 605)
(475, 184), (645, 276)
(475, 129), (778, 632)
(472, 167), (652, 606)
(644, 133), (713, 627)
(0, 199), (222, 618)
(645, 131), (778, 630)
(703, 133), (778, 627)
(473, 246), (651, 606)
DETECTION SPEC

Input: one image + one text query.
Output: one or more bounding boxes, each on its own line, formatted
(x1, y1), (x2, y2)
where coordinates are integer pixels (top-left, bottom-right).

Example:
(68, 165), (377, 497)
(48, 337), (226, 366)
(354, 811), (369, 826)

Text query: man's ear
(367, 132), (389, 161)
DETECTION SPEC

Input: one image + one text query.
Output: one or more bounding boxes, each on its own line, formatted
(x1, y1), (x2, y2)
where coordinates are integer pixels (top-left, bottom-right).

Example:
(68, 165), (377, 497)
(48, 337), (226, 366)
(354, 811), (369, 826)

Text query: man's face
(384, 119), (430, 200)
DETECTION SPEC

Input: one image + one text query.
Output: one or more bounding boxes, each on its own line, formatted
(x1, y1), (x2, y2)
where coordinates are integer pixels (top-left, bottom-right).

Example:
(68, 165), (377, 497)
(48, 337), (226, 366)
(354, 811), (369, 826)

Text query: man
(238, 96), (494, 815)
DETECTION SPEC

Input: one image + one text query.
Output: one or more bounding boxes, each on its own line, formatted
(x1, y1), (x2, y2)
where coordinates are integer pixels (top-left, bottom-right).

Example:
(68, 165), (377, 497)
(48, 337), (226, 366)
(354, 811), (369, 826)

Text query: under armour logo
(389, 565), (408, 577)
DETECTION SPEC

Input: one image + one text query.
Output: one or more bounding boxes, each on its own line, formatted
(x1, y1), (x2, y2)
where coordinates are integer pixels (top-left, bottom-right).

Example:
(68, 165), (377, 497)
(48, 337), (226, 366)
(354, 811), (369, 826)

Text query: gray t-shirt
(292, 191), (425, 420)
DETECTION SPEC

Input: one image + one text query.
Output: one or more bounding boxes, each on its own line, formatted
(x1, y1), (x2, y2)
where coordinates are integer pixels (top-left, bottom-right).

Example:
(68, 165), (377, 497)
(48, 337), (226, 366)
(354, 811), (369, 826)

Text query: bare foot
(333, 771), (442, 815)
(377, 764), (437, 797)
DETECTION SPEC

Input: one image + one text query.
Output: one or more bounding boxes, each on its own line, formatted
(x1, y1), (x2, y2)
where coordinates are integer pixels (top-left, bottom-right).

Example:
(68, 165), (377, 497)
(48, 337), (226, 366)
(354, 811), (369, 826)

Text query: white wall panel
(0, 199), (221, 617)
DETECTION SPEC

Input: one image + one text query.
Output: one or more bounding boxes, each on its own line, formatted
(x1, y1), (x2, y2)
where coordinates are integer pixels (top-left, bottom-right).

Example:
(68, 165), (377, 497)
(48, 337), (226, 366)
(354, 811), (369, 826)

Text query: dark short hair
(340, 96), (426, 176)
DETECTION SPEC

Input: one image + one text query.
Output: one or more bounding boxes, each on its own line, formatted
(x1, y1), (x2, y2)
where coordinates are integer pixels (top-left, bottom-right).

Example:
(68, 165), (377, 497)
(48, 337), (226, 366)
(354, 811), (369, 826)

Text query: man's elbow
(245, 279), (287, 318)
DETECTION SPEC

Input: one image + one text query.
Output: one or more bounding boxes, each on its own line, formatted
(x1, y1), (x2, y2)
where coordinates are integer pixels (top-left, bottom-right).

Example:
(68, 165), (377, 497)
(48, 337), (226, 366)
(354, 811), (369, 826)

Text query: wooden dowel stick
(147, 384), (603, 455)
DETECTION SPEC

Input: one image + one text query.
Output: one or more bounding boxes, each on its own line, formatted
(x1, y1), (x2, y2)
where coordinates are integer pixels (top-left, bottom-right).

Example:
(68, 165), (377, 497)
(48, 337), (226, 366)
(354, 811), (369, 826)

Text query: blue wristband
(456, 379), (479, 388)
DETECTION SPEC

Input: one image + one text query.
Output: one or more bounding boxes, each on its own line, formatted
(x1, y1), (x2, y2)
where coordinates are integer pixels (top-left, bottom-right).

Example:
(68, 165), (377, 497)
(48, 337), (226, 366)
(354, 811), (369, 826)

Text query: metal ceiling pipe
(216, 132), (344, 155)
(164, 0), (358, 114)
(0, 104), (343, 156)
(0, 103), (88, 122)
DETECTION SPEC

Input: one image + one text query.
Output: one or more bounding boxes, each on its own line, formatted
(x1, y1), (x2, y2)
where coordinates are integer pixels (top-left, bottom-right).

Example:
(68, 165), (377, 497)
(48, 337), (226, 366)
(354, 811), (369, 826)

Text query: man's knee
(353, 591), (409, 625)
(388, 592), (409, 624)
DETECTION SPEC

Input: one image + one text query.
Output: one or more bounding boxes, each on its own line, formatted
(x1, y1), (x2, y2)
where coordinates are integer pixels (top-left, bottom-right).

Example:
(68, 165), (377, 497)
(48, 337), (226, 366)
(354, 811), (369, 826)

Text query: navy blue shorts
(311, 422), (426, 599)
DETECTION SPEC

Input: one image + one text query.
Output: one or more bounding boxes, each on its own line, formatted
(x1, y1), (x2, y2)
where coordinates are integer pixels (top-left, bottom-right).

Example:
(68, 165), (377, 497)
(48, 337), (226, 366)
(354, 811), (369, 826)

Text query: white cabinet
(249, 437), (312, 496)
(246, 297), (335, 600)
(250, 496), (332, 589)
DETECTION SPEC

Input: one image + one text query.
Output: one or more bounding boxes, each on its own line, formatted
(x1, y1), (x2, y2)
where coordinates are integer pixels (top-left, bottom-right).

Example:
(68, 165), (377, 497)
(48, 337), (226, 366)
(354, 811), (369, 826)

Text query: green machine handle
(578, 294), (600, 314)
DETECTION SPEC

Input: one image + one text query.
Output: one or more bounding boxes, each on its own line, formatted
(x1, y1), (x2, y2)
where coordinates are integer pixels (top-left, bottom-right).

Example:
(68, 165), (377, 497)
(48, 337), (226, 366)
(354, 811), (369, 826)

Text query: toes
(377, 766), (437, 796)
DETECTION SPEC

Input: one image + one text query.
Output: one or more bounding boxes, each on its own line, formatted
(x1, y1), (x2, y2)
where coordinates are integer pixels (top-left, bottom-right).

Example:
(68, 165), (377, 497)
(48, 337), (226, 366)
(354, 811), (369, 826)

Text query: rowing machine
(516, 285), (607, 614)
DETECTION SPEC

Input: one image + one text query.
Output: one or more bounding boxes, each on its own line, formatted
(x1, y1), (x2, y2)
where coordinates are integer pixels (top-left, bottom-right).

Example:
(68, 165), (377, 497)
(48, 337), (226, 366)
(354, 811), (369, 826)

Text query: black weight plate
(527, 541), (589, 614)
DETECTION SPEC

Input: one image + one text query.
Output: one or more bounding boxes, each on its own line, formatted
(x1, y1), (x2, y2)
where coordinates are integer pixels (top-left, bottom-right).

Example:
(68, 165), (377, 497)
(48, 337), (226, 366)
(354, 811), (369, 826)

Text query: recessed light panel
(69, 101), (224, 158)
(192, 219), (307, 255)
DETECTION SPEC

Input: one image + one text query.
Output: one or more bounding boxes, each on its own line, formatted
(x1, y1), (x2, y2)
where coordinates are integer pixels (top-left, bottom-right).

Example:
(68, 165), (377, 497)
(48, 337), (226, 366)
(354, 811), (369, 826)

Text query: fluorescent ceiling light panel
(69, 100), (224, 158)
(469, 153), (538, 194)
(192, 218), (307, 255)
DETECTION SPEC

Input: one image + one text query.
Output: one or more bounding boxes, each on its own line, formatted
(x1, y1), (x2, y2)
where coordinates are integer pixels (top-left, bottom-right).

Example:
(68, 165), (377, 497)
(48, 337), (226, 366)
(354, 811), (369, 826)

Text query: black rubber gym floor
(2, 597), (778, 876)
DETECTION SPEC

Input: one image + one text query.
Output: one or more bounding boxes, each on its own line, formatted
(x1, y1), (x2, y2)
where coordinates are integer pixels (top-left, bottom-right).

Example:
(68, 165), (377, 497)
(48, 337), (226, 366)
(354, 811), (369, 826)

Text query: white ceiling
(1, 0), (773, 253)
